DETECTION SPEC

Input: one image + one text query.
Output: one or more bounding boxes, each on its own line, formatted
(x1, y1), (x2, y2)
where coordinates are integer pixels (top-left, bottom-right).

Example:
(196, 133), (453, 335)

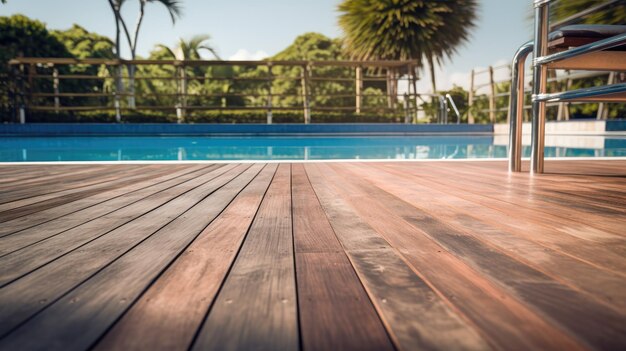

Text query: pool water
(0, 135), (625, 162)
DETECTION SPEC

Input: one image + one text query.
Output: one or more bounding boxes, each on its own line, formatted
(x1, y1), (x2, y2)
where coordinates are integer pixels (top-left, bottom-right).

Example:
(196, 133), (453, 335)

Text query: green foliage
(0, 15), (71, 72)
(552, 0), (626, 25)
(20, 109), (403, 124)
(145, 0), (183, 24)
(0, 15), (72, 120)
(337, 0), (478, 69)
(269, 33), (358, 108)
(51, 25), (114, 60)
(156, 35), (219, 60)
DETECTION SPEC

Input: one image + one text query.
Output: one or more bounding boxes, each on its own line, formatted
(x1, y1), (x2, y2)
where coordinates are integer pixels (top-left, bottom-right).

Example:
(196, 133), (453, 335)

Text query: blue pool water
(0, 135), (625, 162)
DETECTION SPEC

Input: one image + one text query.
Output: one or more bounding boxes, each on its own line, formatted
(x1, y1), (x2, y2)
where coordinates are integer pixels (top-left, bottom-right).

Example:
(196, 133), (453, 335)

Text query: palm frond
(338, 0), (478, 70)
(147, 0), (183, 24)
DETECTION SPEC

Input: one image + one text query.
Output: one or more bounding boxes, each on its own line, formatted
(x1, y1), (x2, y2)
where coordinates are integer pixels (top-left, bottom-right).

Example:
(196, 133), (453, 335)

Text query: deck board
(0, 160), (624, 351)
(291, 164), (395, 351)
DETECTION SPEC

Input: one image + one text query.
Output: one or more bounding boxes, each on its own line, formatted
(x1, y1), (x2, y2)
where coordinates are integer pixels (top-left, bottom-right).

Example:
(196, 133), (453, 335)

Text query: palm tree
(107, 0), (183, 108)
(154, 35), (221, 112)
(156, 35), (221, 61)
(338, 0), (478, 93)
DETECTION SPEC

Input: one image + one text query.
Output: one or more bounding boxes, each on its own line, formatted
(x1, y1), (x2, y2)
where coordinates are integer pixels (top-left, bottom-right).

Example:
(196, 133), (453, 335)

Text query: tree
(156, 35), (220, 60)
(338, 0), (478, 93)
(0, 15), (71, 71)
(269, 32), (355, 108)
(107, 0), (182, 107)
(52, 25), (114, 60)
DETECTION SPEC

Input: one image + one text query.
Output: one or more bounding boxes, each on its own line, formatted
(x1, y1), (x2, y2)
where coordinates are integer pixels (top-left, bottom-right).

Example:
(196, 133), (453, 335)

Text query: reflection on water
(0, 135), (624, 162)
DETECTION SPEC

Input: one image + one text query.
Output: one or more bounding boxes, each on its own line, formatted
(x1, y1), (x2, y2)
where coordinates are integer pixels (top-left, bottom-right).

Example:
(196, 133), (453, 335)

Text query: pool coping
(0, 123), (494, 136)
(2, 157), (625, 165)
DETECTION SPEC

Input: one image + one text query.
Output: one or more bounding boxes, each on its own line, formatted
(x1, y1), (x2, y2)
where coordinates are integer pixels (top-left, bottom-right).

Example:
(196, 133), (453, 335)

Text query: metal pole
(508, 41), (533, 172)
(531, 1), (550, 174)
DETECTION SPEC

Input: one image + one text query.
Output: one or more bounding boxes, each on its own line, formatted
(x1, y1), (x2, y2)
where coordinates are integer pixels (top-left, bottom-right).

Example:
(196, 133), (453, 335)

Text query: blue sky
(1, 0), (532, 92)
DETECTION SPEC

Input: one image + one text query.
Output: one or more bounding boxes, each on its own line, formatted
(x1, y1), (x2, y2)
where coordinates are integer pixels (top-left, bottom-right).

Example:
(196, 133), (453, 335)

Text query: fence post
(403, 93), (410, 124)
(114, 62), (122, 123)
(301, 63), (311, 124)
(410, 65), (419, 123)
(355, 65), (362, 114)
(266, 63), (273, 124)
(597, 71), (615, 120)
(488, 66), (496, 123)
(468, 69), (475, 124)
(176, 63), (187, 123)
(53, 66), (60, 114)
(27, 64), (35, 121)
(557, 70), (568, 121)
(12, 64), (26, 123)
(17, 64), (26, 124)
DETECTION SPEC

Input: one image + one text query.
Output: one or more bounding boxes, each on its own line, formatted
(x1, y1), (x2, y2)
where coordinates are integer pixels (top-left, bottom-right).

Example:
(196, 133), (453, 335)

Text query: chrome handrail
(534, 32), (626, 66)
(445, 94), (461, 124)
(531, 1), (550, 174)
(508, 0), (626, 174)
(508, 41), (533, 172)
(534, 83), (626, 102)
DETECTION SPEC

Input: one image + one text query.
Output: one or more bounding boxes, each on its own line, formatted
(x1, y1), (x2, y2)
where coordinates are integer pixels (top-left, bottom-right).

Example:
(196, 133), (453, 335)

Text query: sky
(1, 0), (533, 93)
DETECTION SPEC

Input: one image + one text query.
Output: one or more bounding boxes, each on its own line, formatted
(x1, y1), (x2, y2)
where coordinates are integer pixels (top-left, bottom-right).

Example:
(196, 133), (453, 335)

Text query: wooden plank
(334, 163), (626, 349)
(0, 165), (230, 286)
(315, 163), (583, 351)
(425, 161), (626, 235)
(0, 165), (217, 255)
(0, 164), (206, 238)
(291, 163), (395, 351)
(0, 164), (248, 337)
(0, 165), (118, 192)
(94, 164), (277, 351)
(305, 163), (491, 351)
(0, 165), (173, 222)
(0, 165), (104, 185)
(351, 162), (626, 311)
(383, 162), (626, 273)
(192, 164), (298, 351)
(0, 164), (150, 204)
(0, 164), (265, 350)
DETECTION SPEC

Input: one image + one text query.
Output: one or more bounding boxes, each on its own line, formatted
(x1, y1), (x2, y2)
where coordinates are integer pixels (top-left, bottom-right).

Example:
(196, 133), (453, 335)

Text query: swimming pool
(0, 135), (624, 162)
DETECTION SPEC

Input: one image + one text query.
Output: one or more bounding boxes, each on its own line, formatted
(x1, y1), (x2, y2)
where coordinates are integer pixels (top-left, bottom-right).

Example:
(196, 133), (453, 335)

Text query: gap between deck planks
(0, 160), (624, 351)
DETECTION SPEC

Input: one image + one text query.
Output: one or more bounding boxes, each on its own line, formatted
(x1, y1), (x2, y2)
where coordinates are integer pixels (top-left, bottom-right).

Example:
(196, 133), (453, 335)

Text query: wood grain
(94, 164), (277, 351)
(0, 164), (246, 338)
(0, 164), (263, 350)
(305, 163), (491, 351)
(192, 164), (299, 351)
(0, 160), (623, 351)
(291, 163), (395, 351)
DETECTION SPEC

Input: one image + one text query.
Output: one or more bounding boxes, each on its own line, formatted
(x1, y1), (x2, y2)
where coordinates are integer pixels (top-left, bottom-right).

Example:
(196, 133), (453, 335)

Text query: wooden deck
(0, 160), (624, 351)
